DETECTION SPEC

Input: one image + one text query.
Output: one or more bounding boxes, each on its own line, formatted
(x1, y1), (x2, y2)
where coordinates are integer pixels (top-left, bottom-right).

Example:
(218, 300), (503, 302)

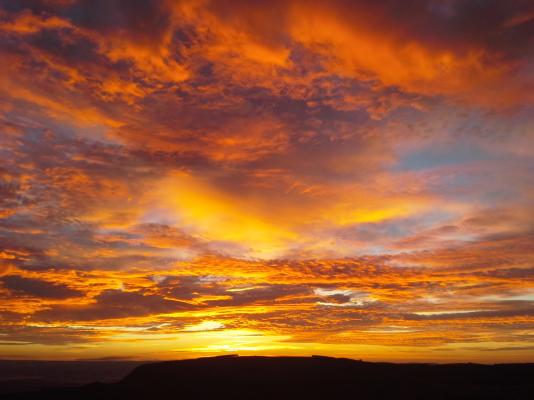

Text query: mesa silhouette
(4, 355), (534, 399)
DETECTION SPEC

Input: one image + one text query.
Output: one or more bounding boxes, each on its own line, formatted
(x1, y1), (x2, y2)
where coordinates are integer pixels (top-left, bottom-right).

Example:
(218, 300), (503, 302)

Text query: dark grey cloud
(208, 284), (311, 307)
(34, 289), (194, 321)
(156, 275), (312, 306)
(1, 275), (82, 299)
(405, 306), (534, 321)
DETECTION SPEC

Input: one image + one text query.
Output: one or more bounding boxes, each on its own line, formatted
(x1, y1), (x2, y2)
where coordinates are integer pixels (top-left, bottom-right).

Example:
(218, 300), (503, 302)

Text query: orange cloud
(0, 0), (532, 362)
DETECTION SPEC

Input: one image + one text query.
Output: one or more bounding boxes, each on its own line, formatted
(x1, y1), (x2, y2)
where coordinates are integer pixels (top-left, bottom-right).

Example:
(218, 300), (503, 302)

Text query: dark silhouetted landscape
(0, 360), (143, 396)
(2, 355), (533, 399)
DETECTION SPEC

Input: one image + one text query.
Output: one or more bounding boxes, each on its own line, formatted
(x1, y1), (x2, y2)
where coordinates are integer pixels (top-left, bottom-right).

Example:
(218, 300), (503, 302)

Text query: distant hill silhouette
(3, 355), (534, 399)
(0, 360), (142, 395)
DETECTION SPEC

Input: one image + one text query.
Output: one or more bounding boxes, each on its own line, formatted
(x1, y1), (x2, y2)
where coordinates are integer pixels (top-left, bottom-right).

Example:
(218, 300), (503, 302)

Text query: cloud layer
(0, 0), (533, 362)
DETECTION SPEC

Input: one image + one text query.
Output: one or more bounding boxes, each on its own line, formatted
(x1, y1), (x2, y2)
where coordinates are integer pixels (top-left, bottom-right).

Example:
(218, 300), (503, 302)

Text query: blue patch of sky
(393, 141), (494, 172)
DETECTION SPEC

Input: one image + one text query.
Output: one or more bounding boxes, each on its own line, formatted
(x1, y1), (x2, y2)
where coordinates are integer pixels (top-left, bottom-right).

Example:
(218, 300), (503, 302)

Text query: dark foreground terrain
(2, 355), (534, 399)
(0, 360), (142, 395)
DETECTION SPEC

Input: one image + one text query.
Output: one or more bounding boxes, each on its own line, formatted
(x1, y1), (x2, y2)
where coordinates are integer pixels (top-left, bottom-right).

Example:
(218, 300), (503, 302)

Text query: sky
(0, 0), (533, 363)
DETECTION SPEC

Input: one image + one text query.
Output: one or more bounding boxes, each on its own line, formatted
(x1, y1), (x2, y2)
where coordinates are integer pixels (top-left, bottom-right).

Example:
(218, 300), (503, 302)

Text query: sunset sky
(1, 0), (533, 363)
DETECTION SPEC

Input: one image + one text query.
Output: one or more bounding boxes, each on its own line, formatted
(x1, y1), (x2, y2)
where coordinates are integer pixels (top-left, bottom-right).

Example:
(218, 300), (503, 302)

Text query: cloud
(1, 275), (82, 299)
(183, 320), (225, 332)
(0, 0), (532, 361)
(35, 289), (194, 321)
